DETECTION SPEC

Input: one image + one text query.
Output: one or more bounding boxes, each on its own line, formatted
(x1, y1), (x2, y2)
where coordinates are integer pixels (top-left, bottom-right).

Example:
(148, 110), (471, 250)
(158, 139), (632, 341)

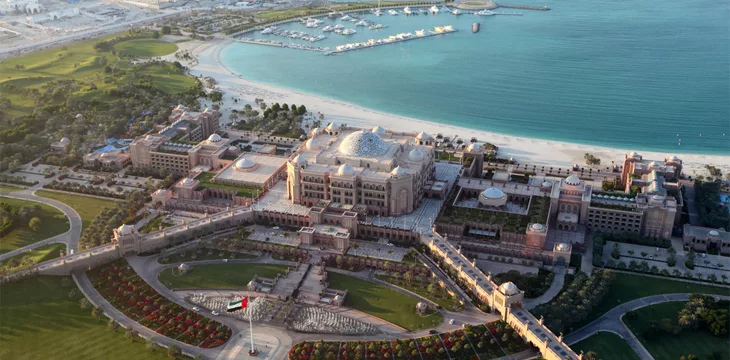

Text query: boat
(322, 25), (334, 32)
(388, 9), (398, 15)
(452, 9), (462, 15)
(419, 8), (428, 14)
(440, 5), (450, 12)
(334, 29), (343, 34)
(374, 10), (382, 16)
(333, 24), (344, 30)
(342, 28), (357, 35)
(429, 5), (439, 13)
(404, 6), (412, 15)
(475, 9), (496, 16)
(341, 15), (353, 21)
(443, 25), (454, 31)
(433, 26), (444, 33)
(368, 24), (385, 30)
(356, 20), (368, 26)
(261, 27), (273, 34)
(415, 29), (425, 36)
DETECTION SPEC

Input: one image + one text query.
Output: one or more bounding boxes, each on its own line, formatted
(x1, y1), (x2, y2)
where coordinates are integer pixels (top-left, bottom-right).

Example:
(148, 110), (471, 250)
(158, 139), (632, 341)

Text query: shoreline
(188, 38), (730, 175)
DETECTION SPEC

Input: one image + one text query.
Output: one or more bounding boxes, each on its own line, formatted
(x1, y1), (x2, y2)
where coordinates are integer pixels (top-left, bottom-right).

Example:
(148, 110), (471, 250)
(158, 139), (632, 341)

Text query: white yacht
(429, 5), (439, 13)
(443, 25), (454, 31)
(261, 27), (273, 34)
(342, 28), (357, 35)
(333, 24), (344, 30)
(334, 28), (343, 34)
(341, 15), (353, 21)
(403, 6), (412, 15)
(440, 5), (450, 12)
(322, 25), (334, 32)
(374, 9), (382, 16)
(476, 9), (496, 16)
(388, 9), (398, 15)
(415, 29), (425, 36)
(452, 9), (462, 15)
(356, 20), (368, 26)
(368, 24), (385, 30)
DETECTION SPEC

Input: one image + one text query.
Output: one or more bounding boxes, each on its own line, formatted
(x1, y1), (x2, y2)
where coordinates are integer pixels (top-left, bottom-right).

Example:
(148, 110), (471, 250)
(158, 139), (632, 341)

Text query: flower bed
(486, 321), (529, 354)
(464, 324), (508, 359)
(287, 306), (379, 335)
(88, 259), (231, 348)
(440, 329), (478, 358)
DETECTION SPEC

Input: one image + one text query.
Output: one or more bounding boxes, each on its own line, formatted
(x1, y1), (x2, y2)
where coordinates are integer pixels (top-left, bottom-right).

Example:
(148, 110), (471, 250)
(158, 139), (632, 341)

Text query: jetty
(496, 4), (550, 11)
(332, 27), (457, 54)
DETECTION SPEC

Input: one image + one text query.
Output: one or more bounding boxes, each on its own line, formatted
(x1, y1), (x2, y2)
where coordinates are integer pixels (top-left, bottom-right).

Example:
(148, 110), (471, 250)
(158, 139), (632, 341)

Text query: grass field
(0, 197), (69, 254)
(158, 247), (256, 264)
(571, 332), (640, 360)
(625, 302), (730, 360)
(327, 273), (443, 331)
(35, 190), (118, 230)
(158, 263), (288, 290)
(375, 274), (463, 312)
(114, 39), (177, 57)
(0, 243), (66, 271)
(0, 185), (24, 193)
(0, 276), (181, 360)
(0, 32), (197, 117)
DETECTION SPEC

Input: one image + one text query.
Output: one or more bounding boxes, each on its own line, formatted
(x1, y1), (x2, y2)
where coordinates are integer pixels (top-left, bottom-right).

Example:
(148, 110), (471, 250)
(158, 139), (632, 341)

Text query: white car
(193, 307), (200, 312)
(212, 311), (220, 316)
(223, 259), (228, 263)
(273, 226), (280, 230)
(449, 319), (455, 325)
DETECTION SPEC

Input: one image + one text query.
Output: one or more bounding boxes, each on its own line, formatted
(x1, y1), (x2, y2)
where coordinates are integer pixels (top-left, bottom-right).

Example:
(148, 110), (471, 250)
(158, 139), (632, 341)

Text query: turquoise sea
(221, 0), (730, 155)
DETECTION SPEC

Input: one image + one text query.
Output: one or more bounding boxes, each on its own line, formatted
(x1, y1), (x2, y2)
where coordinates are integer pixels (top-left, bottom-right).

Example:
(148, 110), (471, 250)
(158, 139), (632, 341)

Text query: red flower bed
(88, 259), (230, 348)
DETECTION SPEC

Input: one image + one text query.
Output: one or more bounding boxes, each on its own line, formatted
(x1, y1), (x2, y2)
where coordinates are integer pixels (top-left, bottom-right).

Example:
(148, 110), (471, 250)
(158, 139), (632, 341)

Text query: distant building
(50, 137), (71, 153)
(682, 224), (730, 255)
(83, 150), (131, 170)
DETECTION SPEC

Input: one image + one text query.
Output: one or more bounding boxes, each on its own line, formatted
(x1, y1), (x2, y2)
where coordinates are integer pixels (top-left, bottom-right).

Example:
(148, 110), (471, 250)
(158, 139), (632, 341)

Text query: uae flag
(227, 297), (248, 312)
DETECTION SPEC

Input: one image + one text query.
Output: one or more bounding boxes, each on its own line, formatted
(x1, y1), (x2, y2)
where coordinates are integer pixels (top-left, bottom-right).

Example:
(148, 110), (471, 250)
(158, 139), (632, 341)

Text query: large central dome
(338, 130), (389, 157)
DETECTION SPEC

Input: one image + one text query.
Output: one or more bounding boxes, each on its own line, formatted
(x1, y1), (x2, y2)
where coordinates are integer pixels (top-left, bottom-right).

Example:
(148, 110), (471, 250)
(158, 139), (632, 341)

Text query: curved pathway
(523, 266), (566, 309)
(565, 293), (730, 360)
(0, 188), (83, 261)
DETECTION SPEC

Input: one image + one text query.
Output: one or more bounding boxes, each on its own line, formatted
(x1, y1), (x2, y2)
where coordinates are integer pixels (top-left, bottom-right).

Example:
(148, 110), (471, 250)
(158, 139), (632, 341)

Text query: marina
(331, 26), (457, 54)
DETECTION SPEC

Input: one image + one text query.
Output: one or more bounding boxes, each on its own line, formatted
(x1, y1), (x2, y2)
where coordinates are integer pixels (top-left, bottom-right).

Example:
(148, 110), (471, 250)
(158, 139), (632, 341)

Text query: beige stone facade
(83, 150), (131, 170)
(683, 224), (730, 255)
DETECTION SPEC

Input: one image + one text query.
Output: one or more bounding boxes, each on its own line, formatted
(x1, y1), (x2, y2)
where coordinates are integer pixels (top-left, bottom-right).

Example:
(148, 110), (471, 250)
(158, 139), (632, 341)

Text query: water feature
(221, 0), (730, 154)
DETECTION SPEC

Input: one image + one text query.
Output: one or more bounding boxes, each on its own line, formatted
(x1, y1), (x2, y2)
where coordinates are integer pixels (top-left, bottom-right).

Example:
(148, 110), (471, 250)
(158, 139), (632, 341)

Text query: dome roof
(541, 181), (553, 188)
(709, 230), (720, 237)
(416, 301), (427, 309)
(564, 175), (581, 186)
(310, 127), (321, 135)
(305, 138), (321, 150)
(228, 146), (239, 152)
(181, 178), (194, 186)
(60, 137), (70, 144)
(153, 189), (168, 196)
(481, 187), (505, 199)
(118, 224), (133, 235)
(248, 280), (255, 286)
(145, 135), (155, 141)
(530, 223), (545, 232)
(408, 149), (425, 162)
(326, 122), (339, 130)
(372, 126), (386, 134)
(415, 131), (432, 140)
(75, 113), (83, 119)
(338, 130), (389, 157)
(465, 143), (480, 152)
(391, 166), (407, 176)
(291, 154), (307, 165)
(628, 151), (641, 158)
(207, 134), (222, 142)
(235, 158), (256, 169)
(336, 163), (356, 176)
(650, 161), (662, 167)
(668, 155), (681, 161)
(334, 295), (343, 301)
(499, 282), (519, 296)
(651, 194), (664, 201)
(555, 243), (570, 252)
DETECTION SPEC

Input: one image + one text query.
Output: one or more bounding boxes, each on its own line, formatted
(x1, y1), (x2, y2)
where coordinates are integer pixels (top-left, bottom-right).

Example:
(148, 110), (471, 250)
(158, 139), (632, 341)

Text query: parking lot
(347, 240), (406, 262)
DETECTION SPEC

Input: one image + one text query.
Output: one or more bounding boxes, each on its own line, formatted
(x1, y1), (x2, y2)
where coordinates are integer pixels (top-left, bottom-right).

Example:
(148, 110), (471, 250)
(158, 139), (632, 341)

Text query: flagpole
(249, 310), (255, 353)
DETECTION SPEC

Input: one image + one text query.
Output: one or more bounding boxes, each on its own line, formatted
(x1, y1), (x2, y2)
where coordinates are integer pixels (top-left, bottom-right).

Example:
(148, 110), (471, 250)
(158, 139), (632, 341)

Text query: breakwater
(497, 4), (550, 11)
(332, 28), (457, 54)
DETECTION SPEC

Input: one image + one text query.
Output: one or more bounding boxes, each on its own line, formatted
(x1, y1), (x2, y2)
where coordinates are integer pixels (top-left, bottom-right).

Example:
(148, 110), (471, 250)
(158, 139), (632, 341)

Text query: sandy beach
(183, 38), (730, 177)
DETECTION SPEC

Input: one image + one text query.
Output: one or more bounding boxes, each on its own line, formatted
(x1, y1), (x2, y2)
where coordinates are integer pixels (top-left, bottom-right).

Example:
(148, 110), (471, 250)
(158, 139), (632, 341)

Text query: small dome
(651, 194), (664, 201)
(481, 187), (505, 199)
(338, 130), (389, 157)
(415, 131), (432, 140)
(181, 178), (194, 186)
(668, 155), (681, 162)
(145, 135), (155, 141)
(336, 163), (356, 176)
(709, 230), (720, 237)
(153, 189), (168, 196)
(408, 149), (425, 161)
(391, 166), (407, 176)
(291, 154), (307, 165)
(118, 224), (133, 235)
(530, 223), (545, 232)
(499, 282), (519, 296)
(372, 126), (386, 134)
(650, 161), (662, 167)
(479, 187), (507, 207)
(228, 146), (239, 152)
(628, 151), (641, 158)
(564, 175), (581, 186)
(555, 243), (570, 252)
(75, 113), (83, 119)
(416, 301), (427, 309)
(541, 181), (553, 188)
(248, 280), (255, 286)
(305, 138), (321, 150)
(465, 143), (480, 152)
(334, 295), (343, 301)
(235, 158), (256, 169)
(326, 122), (339, 130)
(60, 137), (70, 144)
(207, 134), (222, 142)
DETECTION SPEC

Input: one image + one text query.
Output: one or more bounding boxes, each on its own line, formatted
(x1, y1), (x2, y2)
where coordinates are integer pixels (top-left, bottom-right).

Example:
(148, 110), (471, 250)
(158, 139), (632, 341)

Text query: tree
(162, 25), (171, 35)
(79, 297), (91, 309)
(167, 344), (181, 358)
(108, 319), (119, 332)
(92, 307), (102, 319)
(125, 327), (138, 341)
(28, 216), (41, 231)
(153, 31), (160, 39)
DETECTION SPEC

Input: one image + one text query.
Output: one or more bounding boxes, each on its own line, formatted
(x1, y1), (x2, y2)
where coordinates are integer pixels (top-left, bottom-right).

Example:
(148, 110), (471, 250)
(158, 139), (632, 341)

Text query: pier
(496, 4), (550, 11)
(332, 28), (457, 54)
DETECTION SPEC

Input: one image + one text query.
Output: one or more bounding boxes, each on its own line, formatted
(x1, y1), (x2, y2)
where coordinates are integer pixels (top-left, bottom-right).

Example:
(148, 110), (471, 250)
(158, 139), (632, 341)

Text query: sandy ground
(187, 38), (730, 176)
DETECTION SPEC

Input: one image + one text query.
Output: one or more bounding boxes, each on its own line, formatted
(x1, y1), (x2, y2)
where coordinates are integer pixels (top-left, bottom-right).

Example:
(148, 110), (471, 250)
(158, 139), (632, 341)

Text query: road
(523, 266), (566, 309)
(565, 293), (730, 360)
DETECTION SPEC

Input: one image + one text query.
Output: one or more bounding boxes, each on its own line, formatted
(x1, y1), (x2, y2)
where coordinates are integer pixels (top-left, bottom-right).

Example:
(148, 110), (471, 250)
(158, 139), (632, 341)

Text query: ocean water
(221, 0), (730, 155)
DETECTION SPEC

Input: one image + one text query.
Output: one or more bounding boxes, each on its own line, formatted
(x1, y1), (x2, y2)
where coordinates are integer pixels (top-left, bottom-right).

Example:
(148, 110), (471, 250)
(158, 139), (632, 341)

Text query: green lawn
(194, 172), (261, 198)
(138, 215), (173, 234)
(571, 332), (640, 360)
(0, 243), (66, 271)
(158, 263), (288, 290)
(625, 302), (730, 360)
(375, 275), (463, 312)
(158, 247), (256, 264)
(114, 39), (177, 57)
(0, 185), (24, 193)
(327, 273), (443, 331)
(0, 276), (180, 360)
(35, 190), (118, 230)
(0, 197), (69, 254)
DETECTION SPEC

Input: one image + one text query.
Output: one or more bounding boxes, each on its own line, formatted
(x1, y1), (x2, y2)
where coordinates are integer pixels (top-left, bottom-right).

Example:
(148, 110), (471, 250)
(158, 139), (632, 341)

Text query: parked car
(193, 307), (200, 312)
(449, 319), (455, 325)
(428, 330), (438, 334)
(211, 311), (220, 316)
(223, 259), (228, 263)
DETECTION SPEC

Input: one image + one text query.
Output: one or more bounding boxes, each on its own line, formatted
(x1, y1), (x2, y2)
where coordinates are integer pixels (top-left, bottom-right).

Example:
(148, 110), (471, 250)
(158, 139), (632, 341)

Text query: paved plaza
(346, 240), (406, 262)
(248, 225), (301, 247)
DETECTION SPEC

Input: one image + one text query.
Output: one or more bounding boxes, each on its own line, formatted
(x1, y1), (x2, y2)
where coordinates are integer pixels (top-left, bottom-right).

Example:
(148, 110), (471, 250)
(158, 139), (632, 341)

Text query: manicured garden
(114, 39), (177, 57)
(158, 263), (288, 290)
(375, 274), (463, 312)
(0, 197), (69, 254)
(158, 247), (257, 264)
(89, 259), (231, 348)
(194, 172), (261, 198)
(288, 321), (528, 360)
(139, 215), (174, 234)
(0, 276), (178, 360)
(0, 243), (65, 273)
(326, 272), (442, 331)
(36, 190), (117, 230)
(571, 332), (640, 360)
(624, 299), (730, 360)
